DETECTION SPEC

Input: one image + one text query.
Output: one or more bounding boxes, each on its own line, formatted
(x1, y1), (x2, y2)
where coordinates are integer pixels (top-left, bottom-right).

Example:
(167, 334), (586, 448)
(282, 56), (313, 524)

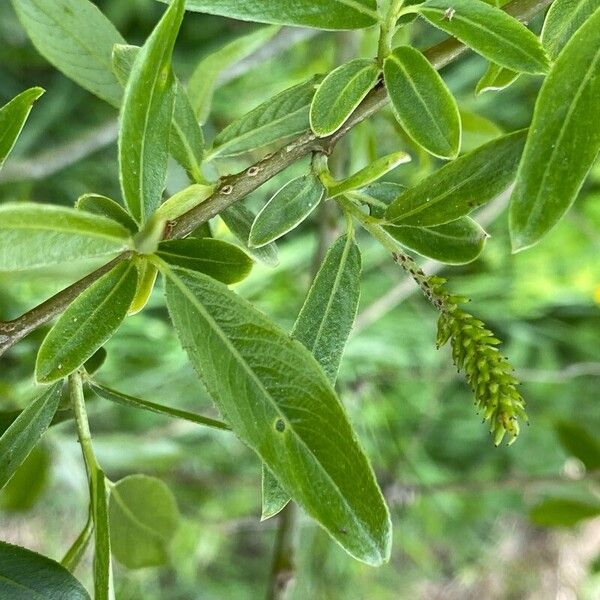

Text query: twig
(266, 503), (297, 600)
(0, 0), (554, 357)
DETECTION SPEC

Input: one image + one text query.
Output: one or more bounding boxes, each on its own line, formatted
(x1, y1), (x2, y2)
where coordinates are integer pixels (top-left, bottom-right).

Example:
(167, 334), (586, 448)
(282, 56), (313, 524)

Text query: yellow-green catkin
(391, 251), (527, 446)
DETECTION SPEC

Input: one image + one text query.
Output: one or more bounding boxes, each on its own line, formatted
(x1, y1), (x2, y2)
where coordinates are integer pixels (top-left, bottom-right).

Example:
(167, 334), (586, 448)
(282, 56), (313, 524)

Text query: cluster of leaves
(0, 0), (599, 596)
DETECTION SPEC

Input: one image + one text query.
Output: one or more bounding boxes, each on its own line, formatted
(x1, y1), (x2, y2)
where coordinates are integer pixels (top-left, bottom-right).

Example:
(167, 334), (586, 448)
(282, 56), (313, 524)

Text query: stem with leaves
(339, 196), (527, 445)
(0, 0), (553, 359)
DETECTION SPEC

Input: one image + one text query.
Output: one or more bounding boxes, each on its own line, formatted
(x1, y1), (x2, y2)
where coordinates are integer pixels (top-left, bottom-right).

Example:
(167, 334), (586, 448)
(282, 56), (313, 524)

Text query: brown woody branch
(0, 0), (553, 358)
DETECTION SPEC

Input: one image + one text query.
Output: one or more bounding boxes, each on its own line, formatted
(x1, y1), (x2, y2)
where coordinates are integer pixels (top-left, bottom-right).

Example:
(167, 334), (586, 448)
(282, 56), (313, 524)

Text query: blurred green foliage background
(1, 1), (599, 598)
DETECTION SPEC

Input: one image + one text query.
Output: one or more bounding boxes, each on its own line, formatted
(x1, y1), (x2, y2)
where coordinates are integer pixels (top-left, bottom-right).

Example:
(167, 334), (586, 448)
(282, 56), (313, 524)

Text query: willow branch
(0, 0), (553, 358)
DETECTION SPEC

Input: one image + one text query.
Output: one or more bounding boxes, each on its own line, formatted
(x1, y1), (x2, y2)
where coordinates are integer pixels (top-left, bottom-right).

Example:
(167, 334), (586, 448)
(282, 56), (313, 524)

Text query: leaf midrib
(39, 265), (134, 379)
(387, 53), (453, 154)
(216, 104), (310, 153)
(423, 6), (544, 69)
(295, 235), (353, 375)
(27, 0), (122, 80)
(166, 267), (380, 558)
(110, 487), (167, 544)
(317, 62), (378, 130)
(522, 45), (600, 231)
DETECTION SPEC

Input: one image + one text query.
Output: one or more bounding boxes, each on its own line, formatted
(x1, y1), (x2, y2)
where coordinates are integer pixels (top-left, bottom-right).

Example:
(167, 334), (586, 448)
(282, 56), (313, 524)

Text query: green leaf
(188, 26), (279, 123)
(351, 182), (405, 219)
(386, 130), (527, 226)
(83, 348), (108, 376)
(475, 62), (519, 95)
(89, 382), (230, 432)
(0, 540), (90, 599)
(93, 470), (112, 600)
(262, 234), (362, 517)
(128, 262), (159, 316)
(221, 204), (279, 266)
(0, 87), (44, 169)
(530, 498), (600, 527)
(211, 77), (319, 159)
(385, 217), (488, 264)
(11, 0), (125, 106)
(164, 267), (391, 565)
(76, 194), (138, 233)
(261, 467), (290, 520)
(109, 475), (180, 569)
(1, 446), (50, 512)
(0, 383), (62, 490)
(327, 152), (411, 198)
(509, 9), (600, 251)
(118, 0), (184, 223)
(459, 109), (503, 152)
(35, 262), (138, 383)
(310, 59), (380, 137)
(542, 0), (600, 59)
(292, 234), (362, 382)
(160, 0), (379, 30)
(416, 0), (550, 74)
(249, 174), (325, 248)
(555, 421), (600, 470)
(112, 44), (205, 184)
(384, 46), (461, 159)
(0, 203), (132, 272)
(0, 408), (73, 438)
(157, 238), (253, 284)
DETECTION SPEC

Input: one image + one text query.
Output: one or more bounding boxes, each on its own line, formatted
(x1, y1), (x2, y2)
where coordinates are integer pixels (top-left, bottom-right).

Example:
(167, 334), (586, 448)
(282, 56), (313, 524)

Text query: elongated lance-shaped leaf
(36, 262), (138, 383)
(76, 194), (138, 233)
(118, 0), (184, 223)
(157, 0), (379, 30)
(459, 109), (503, 152)
(541, 0), (600, 59)
(476, 63), (519, 95)
(510, 8), (600, 251)
(0, 541), (90, 599)
(262, 234), (363, 519)
(292, 234), (362, 382)
(221, 204), (279, 266)
(249, 174), (325, 248)
(0, 383), (62, 490)
(89, 382), (230, 432)
(0, 87), (44, 169)
(157, 238), (253, 284)
(386, 217), (488, 264)
(351, 182), (405, 219)
(108, 475), (180, 569)
(164, 266), (391, 565)
(310, 59), (381, 137)
(211, 77), (320, 159)
(188, 26), (279, 123)
(384, 46), (461, 159)
(386, 130), (527, 227)
(416, 0), (550, 74)
(112, 44), (205, 184)
(11, 0), (125, 106)
(328, 152), (411, 198)
(0, 203), (132, 272)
